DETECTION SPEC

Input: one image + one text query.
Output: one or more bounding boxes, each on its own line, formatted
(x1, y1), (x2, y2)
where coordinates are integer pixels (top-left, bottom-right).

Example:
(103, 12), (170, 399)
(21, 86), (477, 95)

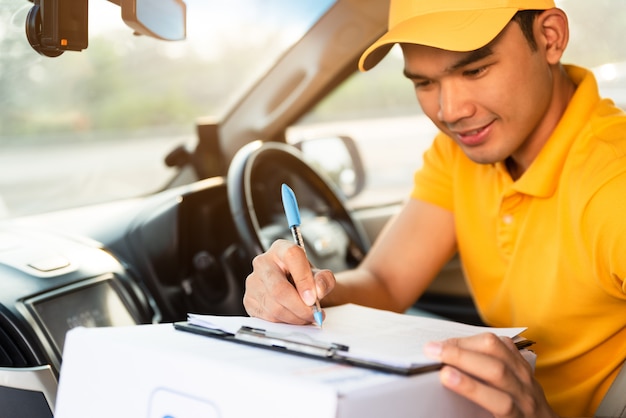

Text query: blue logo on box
(149, 388), (221, 418)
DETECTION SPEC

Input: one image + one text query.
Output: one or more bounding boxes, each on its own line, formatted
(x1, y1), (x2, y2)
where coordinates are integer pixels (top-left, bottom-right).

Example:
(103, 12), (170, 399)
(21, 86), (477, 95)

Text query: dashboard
(0, 176), (254, 414)
(0, 227), (148, 373)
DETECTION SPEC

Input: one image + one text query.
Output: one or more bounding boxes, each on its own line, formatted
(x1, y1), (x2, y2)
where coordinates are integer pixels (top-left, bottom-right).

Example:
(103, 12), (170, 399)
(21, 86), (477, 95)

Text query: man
(243, 0), (626, 416)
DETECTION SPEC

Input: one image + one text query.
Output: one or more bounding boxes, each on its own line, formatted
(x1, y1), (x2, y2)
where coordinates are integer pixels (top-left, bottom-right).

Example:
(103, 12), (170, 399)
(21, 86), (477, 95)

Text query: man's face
(402, 20), (555, 170)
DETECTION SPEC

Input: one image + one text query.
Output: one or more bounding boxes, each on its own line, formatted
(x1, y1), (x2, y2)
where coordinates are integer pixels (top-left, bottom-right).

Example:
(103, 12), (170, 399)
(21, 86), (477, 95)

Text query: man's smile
(450, 120), (495, 147)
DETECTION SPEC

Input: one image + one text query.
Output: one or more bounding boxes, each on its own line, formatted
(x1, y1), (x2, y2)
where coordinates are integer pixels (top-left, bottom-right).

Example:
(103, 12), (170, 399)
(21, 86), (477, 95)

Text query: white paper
(188, 304), (526, 369)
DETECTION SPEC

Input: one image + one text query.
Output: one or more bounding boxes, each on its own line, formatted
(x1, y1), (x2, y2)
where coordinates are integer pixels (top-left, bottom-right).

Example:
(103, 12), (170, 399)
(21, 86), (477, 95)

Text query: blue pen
(281, 183), (324, 327)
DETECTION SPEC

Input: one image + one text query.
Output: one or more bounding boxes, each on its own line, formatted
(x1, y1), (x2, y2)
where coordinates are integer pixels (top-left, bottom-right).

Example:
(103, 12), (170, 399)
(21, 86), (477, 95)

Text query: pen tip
(313, 311), (323, 327)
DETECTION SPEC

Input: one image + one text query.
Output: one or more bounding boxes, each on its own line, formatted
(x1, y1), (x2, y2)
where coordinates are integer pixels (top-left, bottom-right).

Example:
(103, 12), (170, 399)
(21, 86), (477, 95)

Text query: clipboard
(173, 321), (443, 375)
(173, 304), (533, 376)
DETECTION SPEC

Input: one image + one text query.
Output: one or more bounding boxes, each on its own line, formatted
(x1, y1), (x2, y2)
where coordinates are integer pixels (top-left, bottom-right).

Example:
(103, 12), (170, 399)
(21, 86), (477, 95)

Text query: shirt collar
(510, 65), (601, 197)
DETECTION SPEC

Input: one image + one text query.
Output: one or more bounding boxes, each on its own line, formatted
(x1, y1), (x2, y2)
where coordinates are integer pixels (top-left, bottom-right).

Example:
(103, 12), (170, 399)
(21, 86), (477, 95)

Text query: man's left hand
(424, 333), (559, 418)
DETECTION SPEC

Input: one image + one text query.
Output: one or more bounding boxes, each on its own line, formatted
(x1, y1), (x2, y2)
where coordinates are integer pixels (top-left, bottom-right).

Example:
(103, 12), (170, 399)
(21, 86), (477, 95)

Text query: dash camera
(26, 0), (88, 57)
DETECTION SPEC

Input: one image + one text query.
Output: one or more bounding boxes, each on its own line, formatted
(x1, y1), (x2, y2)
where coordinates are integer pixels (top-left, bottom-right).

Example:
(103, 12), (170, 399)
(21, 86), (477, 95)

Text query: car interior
(1, 0), (624, 416)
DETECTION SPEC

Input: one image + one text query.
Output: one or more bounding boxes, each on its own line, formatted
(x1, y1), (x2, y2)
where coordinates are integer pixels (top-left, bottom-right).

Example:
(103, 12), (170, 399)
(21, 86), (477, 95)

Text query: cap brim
(359, 8), (518, 71)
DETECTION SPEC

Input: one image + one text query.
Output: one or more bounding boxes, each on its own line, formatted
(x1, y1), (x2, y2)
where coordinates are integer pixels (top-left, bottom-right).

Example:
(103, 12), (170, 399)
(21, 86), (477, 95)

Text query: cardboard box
(55, 323), (495, 417)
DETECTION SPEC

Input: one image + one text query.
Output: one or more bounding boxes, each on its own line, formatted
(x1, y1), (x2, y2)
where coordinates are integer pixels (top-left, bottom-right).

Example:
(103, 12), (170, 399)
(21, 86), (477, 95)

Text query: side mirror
(294, 136), (366, 199)
(121, 0), (187, 41)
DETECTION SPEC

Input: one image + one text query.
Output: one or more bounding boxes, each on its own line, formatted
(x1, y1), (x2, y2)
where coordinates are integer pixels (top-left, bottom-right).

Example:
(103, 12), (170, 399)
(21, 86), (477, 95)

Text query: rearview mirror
(121, 0), (186, 41)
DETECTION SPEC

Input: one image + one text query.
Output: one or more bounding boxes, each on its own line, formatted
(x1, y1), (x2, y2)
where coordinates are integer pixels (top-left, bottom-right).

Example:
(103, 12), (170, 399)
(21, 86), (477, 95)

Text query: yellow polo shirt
(411, 65), (626, 417)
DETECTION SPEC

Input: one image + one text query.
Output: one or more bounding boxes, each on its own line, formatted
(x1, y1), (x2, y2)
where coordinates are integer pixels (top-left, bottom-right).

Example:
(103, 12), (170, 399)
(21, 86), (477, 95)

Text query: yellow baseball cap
(359, 0), (556, 71)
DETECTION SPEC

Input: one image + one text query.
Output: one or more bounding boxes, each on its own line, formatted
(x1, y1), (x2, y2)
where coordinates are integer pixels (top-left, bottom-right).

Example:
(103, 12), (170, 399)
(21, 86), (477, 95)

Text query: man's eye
(463, 66), (487, 77)
(413, 80), (432, 89)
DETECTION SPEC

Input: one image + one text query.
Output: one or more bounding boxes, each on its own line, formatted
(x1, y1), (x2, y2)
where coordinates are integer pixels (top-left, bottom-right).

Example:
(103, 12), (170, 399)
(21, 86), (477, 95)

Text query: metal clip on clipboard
(235, 326), (349, 357)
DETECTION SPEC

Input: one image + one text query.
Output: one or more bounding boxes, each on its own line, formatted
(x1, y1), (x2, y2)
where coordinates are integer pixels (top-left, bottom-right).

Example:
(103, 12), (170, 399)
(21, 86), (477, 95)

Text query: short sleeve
(411, 132), (456, 211)
(582, 170), (626, 297)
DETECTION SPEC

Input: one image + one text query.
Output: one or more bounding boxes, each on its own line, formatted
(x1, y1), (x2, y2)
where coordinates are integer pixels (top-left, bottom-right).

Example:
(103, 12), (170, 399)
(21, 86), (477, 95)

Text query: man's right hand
(243, 239), (336, 324)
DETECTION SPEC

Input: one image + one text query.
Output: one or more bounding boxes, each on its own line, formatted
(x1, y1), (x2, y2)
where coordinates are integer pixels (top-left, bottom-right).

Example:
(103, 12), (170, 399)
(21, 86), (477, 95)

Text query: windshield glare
(0, 0), (333, 219)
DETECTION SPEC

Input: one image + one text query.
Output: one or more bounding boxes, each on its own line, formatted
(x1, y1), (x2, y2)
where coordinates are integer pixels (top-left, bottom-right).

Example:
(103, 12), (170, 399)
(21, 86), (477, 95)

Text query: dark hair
(512, 10), (543, 51)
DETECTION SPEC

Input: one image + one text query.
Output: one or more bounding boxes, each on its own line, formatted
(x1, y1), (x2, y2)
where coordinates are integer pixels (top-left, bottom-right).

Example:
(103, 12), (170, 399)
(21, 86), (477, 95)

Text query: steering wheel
(227, 141), (370, 272)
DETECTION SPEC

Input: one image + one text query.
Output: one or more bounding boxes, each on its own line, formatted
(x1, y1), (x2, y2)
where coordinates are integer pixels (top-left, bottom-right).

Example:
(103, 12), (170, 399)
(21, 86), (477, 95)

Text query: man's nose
(436, 79), (474, 124)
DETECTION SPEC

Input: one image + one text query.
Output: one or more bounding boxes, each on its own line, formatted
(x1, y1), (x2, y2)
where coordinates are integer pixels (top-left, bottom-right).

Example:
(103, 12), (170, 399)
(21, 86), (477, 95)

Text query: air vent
(0, 326), (28, 367)
(0, 311), (37, 367)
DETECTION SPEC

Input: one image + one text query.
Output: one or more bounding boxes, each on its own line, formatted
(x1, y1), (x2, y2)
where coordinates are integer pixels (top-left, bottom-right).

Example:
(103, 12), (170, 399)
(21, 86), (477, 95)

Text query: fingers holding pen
(243, 241), (309, 323)
(243, 240), (333, 324)
(310, 267), (334, 302)
(273, 239), (336, 305)
(281, 242), (318, 304)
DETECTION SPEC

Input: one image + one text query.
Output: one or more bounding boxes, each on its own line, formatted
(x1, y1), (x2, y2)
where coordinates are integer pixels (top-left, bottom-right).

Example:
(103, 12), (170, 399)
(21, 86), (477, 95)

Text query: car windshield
(2, 0), (625, 218)
(0, 0), (334, 219)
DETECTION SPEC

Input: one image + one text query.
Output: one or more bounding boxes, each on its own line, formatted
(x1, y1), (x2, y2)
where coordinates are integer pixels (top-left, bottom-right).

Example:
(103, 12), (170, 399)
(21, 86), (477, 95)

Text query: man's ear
(536, 8), (569, 64)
